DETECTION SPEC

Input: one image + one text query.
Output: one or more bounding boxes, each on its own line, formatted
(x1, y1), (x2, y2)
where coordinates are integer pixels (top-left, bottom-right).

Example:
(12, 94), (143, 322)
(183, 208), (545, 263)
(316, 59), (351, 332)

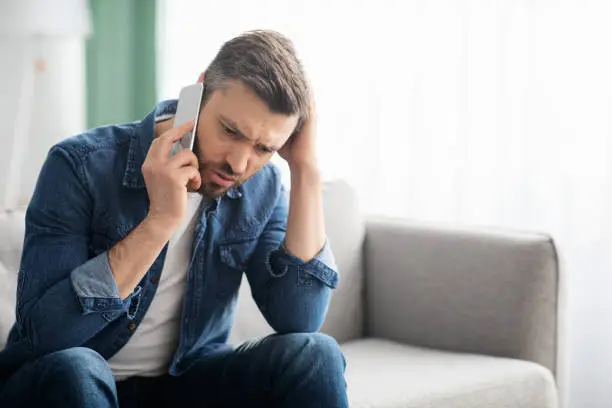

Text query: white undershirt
(109, 193), (203, 381)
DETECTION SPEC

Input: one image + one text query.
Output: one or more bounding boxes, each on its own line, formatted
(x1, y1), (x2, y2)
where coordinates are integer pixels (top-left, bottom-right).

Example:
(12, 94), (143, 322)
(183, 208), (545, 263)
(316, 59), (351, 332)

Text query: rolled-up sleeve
(269, 240), (339, 288)
(245, 186), (340, 334)
(71, 251), (137, 314)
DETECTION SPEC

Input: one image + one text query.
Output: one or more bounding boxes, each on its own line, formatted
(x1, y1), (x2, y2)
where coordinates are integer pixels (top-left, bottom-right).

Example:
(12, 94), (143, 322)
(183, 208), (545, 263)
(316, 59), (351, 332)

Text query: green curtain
(86, 0), (156, 128)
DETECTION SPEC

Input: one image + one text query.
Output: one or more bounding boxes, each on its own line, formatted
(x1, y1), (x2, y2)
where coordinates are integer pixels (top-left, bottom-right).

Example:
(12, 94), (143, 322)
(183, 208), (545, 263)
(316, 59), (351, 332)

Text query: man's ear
(197, 72), (205, 83)
(293, 118), (304, 136)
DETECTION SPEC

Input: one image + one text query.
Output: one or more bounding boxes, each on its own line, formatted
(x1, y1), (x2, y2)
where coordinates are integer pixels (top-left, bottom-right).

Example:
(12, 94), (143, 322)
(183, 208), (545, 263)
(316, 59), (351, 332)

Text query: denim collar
(122, 100), (242, 199)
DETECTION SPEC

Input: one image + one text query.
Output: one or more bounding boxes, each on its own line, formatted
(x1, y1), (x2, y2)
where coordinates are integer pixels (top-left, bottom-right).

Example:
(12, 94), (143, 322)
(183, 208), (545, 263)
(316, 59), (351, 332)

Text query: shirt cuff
(70, 251), (134, 314)
(275, 239), (339, 288)
(312, 240), (337, 271)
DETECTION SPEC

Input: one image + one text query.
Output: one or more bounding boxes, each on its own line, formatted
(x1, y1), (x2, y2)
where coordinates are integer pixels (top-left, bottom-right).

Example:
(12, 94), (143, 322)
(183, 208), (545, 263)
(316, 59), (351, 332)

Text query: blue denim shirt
(0, 100), (338, 377)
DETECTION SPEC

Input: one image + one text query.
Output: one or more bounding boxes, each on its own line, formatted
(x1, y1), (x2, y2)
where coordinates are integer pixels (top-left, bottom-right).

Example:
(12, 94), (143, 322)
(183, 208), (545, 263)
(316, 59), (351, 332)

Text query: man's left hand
(279, 94), (318, 169)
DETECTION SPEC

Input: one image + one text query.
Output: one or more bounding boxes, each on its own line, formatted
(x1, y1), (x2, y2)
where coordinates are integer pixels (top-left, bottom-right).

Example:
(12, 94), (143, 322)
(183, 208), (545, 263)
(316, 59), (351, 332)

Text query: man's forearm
(109, 216), (174, 299)
(284, 163), (326, 262)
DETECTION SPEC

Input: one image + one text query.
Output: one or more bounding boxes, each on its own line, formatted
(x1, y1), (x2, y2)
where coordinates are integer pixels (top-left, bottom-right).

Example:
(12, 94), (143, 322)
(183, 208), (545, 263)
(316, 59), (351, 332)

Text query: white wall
(0, 36), (87, 209)
(0, 37), (28, 208)
(157, 2), (612, 407)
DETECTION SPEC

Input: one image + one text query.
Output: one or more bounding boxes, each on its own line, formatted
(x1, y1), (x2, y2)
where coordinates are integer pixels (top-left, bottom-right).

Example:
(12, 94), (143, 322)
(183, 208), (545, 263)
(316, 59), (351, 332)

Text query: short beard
(198, 179), (229, 198)
(196, 164), (245, 198)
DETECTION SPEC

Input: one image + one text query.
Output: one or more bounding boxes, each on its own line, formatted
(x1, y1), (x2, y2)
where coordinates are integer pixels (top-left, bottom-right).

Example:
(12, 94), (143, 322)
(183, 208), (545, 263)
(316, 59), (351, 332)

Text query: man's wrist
(290, 161), (322, 186)
(109, 214), (174, 300)
(143, 213), (179, 241)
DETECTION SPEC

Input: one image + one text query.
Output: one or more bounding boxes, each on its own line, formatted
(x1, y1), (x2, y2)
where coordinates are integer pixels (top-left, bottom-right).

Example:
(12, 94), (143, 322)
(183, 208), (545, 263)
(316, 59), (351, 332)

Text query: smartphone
(170, 83), (205, 156)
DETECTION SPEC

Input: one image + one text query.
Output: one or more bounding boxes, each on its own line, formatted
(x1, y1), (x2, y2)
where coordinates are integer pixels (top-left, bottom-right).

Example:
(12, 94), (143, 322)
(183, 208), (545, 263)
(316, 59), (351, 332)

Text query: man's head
(192, 30), (309, 197)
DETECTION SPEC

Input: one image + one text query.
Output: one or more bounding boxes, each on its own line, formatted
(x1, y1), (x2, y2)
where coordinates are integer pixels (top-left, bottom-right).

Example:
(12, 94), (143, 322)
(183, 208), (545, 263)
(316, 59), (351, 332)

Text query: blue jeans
(0, 333), (347, 408)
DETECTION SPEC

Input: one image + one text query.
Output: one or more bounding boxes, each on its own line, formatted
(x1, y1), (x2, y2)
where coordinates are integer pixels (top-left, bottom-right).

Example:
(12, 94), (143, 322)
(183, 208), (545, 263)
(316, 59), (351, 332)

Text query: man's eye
(256, 145), (274, 155)
(223, 125), (237, 137)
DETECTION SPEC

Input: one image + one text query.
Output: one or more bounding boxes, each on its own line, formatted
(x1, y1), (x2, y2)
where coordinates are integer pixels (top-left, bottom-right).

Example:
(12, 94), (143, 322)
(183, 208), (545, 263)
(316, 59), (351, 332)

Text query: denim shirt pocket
(216, 238), (258, 300)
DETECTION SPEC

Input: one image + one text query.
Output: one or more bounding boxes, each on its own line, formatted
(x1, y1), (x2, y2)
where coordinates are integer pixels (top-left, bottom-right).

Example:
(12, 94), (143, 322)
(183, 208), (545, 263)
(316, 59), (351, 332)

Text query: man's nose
(226, 144), (250, 176)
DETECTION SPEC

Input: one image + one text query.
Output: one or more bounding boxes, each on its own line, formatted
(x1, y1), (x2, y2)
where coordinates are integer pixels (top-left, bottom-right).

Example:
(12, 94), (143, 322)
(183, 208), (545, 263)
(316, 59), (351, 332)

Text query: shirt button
(151, 275), (160, 284)
(128, 322), (137, 330)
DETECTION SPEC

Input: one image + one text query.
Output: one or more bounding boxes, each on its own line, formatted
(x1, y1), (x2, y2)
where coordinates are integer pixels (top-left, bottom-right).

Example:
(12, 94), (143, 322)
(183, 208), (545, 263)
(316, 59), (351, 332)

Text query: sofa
(0, 180), (564, 407)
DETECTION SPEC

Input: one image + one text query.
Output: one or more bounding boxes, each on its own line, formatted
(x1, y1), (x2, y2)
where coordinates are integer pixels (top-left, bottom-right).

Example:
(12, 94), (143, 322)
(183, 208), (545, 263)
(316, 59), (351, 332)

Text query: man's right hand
(141, 120), (202, 232)
(109, 121), (202, 299)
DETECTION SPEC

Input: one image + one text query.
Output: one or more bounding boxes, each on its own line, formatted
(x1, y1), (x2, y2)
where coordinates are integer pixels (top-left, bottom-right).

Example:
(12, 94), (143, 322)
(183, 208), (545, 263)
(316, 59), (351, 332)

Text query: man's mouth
(208, 169), (237, 188)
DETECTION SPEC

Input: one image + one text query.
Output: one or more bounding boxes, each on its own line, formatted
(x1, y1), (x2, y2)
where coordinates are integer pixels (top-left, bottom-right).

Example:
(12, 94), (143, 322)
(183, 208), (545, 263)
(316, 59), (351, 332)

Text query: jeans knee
(277, 333), (346, 373)
(43, 347), (113, 383)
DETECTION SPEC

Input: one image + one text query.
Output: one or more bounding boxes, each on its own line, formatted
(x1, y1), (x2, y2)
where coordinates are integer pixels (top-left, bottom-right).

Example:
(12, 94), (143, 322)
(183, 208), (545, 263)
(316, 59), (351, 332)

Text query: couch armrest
(364, 217), (563, 378)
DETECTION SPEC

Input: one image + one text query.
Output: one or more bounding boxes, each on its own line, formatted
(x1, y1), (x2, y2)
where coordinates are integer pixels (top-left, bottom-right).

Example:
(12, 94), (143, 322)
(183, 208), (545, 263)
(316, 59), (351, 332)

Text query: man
(0, 30), (347, 408)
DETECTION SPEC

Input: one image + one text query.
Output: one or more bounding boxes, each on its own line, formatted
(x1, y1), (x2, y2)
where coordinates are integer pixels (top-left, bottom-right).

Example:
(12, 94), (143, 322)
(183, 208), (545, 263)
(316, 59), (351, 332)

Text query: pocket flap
(219, 240), (258, 271)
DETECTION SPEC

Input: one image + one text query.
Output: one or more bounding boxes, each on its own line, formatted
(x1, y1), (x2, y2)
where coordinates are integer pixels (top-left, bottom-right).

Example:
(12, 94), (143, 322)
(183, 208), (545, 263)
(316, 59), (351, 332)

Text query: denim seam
(295, 258), (338, 288)
(51, 145), (93, 203)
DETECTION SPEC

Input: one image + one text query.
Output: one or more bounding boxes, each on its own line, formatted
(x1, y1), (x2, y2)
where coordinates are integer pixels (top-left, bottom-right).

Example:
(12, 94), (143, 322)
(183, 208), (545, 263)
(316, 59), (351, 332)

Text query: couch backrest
(0, 211), (25, 273)
(229, 180), (366, 344)
(0, 181), (367, 347)
(0, 210), (25, 347)
(363, 218), (563, 378)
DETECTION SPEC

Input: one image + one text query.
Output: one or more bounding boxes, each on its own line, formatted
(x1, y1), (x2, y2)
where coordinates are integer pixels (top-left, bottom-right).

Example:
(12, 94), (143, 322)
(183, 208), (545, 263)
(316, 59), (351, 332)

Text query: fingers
(166, 120), (195, 142)
(169, 148), (199, 170)
(150, 120), (195, 160)
(187, 172), (202, 191)
(178, 166), (201, 189)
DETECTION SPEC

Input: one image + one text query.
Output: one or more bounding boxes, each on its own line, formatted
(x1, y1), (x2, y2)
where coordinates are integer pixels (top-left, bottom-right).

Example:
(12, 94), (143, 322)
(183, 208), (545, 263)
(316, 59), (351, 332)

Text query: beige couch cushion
(343, 339), (558, 408)
(1, 180), (367, 347)
(364, 219), (561, 376)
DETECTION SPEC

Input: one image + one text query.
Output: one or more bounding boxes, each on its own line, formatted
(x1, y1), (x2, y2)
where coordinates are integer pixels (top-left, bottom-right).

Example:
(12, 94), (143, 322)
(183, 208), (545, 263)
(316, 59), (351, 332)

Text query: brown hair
(204, 30), (310, 121)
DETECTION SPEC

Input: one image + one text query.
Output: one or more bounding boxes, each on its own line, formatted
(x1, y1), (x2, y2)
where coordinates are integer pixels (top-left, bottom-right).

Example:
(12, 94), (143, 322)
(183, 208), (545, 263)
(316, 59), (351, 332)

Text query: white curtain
(0, 36), (88, 210)
(0, 0), (90, 211)
(157, 1), (612, 407)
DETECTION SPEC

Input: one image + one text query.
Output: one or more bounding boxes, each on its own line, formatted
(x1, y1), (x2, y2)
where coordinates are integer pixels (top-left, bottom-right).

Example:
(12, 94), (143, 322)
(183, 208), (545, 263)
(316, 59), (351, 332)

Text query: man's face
(192, 80), (299, 197)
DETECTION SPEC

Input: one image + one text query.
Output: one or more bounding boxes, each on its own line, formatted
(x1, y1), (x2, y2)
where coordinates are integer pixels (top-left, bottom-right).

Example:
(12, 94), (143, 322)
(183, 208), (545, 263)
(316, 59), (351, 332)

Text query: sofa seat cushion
(343, 338), (558, 408)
